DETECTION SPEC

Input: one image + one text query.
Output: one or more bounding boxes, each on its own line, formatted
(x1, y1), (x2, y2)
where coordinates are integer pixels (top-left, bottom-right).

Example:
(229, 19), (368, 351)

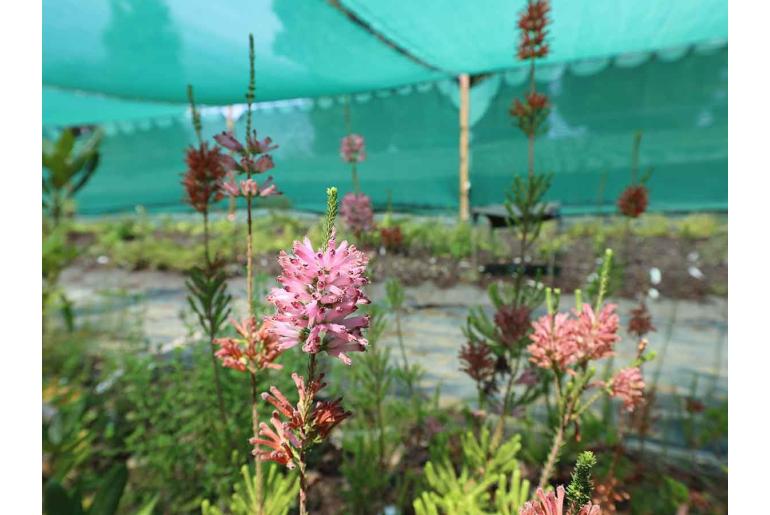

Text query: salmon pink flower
(220, 175), (280, 198)
(213, 316), (283, 373)
(213, 338), (246, 371)
(572, 303), (620, 362)
(528, 313), (579, 370)
(251, 414), (297, 469)
(609, 367), (645, 412)
(220, 173), (240, 197)
(266, 229), (370, 365)
(312, 398), (351, 440)
(253, 372), (350, 469)
(240, 178), (258, 197)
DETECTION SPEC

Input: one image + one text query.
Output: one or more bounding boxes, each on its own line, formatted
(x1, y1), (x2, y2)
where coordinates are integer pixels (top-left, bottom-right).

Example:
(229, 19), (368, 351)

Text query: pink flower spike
(340, 192), (374, 234)
(266, 231), (370, 364)
(340, 133), (366, 163)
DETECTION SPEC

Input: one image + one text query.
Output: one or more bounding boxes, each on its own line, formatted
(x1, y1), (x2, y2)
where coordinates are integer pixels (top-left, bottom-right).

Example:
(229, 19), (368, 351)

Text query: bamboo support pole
(459, 73), (470, 221)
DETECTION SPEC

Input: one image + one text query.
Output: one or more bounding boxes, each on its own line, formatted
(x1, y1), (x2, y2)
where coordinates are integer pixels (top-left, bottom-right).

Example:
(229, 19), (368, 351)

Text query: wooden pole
(459, 74), (470, 221)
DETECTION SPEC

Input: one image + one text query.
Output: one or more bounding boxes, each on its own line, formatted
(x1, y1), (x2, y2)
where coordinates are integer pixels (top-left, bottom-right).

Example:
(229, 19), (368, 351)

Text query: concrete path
(60, 266), (727, 406)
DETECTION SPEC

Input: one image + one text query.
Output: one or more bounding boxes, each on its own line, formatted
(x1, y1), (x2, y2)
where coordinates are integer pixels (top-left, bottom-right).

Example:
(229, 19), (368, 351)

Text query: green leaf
(71, 153), (100, 194)
(135, 495), (159, 515)
(87, 463), (128, 515)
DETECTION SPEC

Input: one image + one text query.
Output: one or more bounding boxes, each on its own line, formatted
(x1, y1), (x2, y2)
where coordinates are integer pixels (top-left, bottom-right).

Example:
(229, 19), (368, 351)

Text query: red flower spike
(182, 143), (227, 213)
(458, 341), (497, 383)
(617, 184), (649, 218)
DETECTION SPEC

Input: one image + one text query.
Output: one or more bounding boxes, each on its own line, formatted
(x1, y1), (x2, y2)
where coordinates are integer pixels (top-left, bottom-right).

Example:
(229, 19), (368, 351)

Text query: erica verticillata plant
(617, 132), (652, 220)
(511, 0), (551, 173)
(468, 4), (553, 431)
(210, 33), (282, 510)
(182, 85), (233, 436)
(255, 187), (369, 514)
(530, 250), (652, 489)
(627, 301), (655, 339)
(463, 280), (545, 449)
(339, 129), (374, 237)
(340, 192), (374, 237)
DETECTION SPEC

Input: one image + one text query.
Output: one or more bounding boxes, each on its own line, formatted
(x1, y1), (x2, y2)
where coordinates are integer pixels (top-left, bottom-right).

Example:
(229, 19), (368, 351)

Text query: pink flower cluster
(340, 192), (375, 235)
(608, 367), (645, 412)
(528, 304), (620, 371)
(213, 316), (283, 373)
(519, 485), (601, 515)
(266, 229), (370, 365)
(214, 130), (280, 198)
(252, 372), (350, 469)
(220, 174), (278, 199)
(340, 133), (366, 163)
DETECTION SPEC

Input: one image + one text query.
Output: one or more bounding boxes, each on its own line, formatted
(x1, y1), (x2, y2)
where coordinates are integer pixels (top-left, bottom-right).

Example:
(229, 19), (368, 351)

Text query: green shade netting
(342, 0), (727, 74)
(43, 0), (726, 104)
(47, 48), (726, 216)
(43, 87), (187, 127)
(42, 0), (443, 104)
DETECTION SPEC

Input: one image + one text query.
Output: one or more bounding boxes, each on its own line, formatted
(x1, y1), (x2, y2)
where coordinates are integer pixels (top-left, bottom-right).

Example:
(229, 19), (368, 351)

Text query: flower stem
(394, 310), (413, 395)
(202, 211), (232, 446)
(539, 418), (565, 490)
(491, 366), (517, 450)
(351, 162), (360, 194)
(527, 52), (537, 179)
(298, 353), (318, 515)
(298, 457), (309, 515)
(245, 158), (263, 511)
(250, 370), (263, 514)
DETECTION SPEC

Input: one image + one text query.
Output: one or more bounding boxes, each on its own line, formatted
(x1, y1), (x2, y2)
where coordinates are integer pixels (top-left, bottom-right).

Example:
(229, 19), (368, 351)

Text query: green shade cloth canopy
(43, 0), (726, 105)
(342, 0), (727, 74)
(43, 0), (443, 105)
